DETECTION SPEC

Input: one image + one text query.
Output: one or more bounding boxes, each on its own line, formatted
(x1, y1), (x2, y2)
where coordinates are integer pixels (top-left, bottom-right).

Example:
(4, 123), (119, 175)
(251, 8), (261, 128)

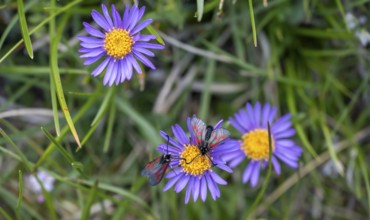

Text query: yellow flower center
(180, 145), (212, 176)
(241, 129), (275, 160)
(104, 28), (133, 59)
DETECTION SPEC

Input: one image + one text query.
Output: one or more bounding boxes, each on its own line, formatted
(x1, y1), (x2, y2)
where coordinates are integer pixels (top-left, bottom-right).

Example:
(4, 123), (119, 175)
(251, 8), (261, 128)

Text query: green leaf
(91, 87), (116, 126)
(248, 0), (257, 46)
(16, 170), (23, 213)
(244, 122), (273, 219)
(116, 98), (161, 146)
(0, 207), (12, 220)
(0, 128), (32, 171)
(80, 181), (99, 220)
(0, 0), (82, 62)
(146, 25), (165, 45)
(41, 127), (85, 176)
(16, 0), (33, 59)
(196, 0), (204, 21)
(49, 9), (81, 149)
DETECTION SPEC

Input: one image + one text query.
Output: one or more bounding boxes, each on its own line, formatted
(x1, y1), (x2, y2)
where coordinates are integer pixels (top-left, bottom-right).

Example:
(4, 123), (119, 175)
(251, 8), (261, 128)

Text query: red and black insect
(141, 135), (189, 186)
(190, 116), (230, 164)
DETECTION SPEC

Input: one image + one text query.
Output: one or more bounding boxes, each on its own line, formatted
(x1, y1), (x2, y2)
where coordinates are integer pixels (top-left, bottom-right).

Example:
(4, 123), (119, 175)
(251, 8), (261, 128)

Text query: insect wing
(209, 128), (230, 149)
(190, 116), (206, 145)
(141, 156), (170, 186)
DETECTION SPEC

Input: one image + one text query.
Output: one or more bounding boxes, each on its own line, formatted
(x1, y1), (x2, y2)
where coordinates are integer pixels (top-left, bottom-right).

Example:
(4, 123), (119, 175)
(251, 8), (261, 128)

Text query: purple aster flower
(78, 4), (164, 86)
(222, 102), (303, 187)
(156, 115), (233, 204)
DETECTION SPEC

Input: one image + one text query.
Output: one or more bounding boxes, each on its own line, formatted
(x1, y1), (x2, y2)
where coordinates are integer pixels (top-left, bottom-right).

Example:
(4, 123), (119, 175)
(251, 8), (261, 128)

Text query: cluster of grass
(0, 0), (370, 219)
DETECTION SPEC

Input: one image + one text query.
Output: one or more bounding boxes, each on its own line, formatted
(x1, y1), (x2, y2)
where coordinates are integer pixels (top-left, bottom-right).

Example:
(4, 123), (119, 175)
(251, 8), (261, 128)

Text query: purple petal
(127, 5), (139, 31)
(78, 36), (104, 44)
(192, 178), (200, 202)
(205, 174), (216, 200)
(159, 130), (183, 150)
(101, 4), (114, 29)
(134, 42), (165, 50)
(131, 19), (153, 35)
(127, 54), (142, 73)
(200, 177), (207, 201)
(274, 128), (296, 139)
(222, 150), (242, 162)
(242, 161), (255, 183)
(254, 102), (262, 127)
(274, 152), (299, 168)
(122, 58), (133, 81)
(109, 62), (118, 86)
(172, 125), (190, 146)
(228, 154), (245, 168)
(133, 6), (146, 27)
(91, 57), (111, 76)
(213, 119), (224, 130)
(111, 5), (121, 27)
(214, 160), (233, 173)
(133, 47), (155, 57)
(156, 144), (179, 155)
(122, 4), (130, 29)
(185, 177), (194, 204)
(133, 51), (155, 69)
(250, 162), (261, 187)
(272, 156), (281, 175)
(80, 49), (105, 58)
(276, 139), (296, 147)
(83, 22), (105, 38)
(103, 60), (115, 85)
(165, 168), (182, 178)
(83, 53), (104, 65)
(163, 173), (183, 191)
(246, 103), (256, 128)
(136, 34), (157, 42)
(210, 172), (227, 185)
(80, 42), (104, 49)
(91, 10), (110, 32)
(261, 103), (271, 129)
(229, 117), (246, 134)
(187, 117), (197, 145)
(174, 175), (190, 192)
(267, 106), (277, 124)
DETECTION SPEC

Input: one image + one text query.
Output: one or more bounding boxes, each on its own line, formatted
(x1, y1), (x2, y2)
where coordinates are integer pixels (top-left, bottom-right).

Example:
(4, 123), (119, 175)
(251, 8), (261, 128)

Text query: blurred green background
(0, 0), (370, 219)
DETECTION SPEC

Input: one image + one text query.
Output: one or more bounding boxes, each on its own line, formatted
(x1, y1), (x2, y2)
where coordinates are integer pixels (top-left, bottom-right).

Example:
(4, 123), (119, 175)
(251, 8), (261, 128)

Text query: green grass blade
(50, 77), (60, 136)
(146, 25), (165, 45)
(16, 170), (23, 213)
(321, 119), (344, 176)
(50, 10), (81, 149)
(116, 98), (161, 146)
(0, 186), (45, 220)
(41, 127), (85, 176)
(16, 0), (33, 59)
(103, 101), (116, 153)
(199, 60), (215, 120)
(0, 207), (12, 220)
(80, 181), (99, 220)
(0, 128), (32, 171)
(0, 66), (88, 75)
(79, 180), (150, 210)
(0, 0), (82, 62)
(358, 153), (370, 218)
(91, 87), (116, 126)
(36, 93), (98, 168)
(0, 0), (36, 50)
(196, 0), (204, 21)
(248, 0), (257, 46)
(244, 122), (273, 219)
(49, 2), (60, 136)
